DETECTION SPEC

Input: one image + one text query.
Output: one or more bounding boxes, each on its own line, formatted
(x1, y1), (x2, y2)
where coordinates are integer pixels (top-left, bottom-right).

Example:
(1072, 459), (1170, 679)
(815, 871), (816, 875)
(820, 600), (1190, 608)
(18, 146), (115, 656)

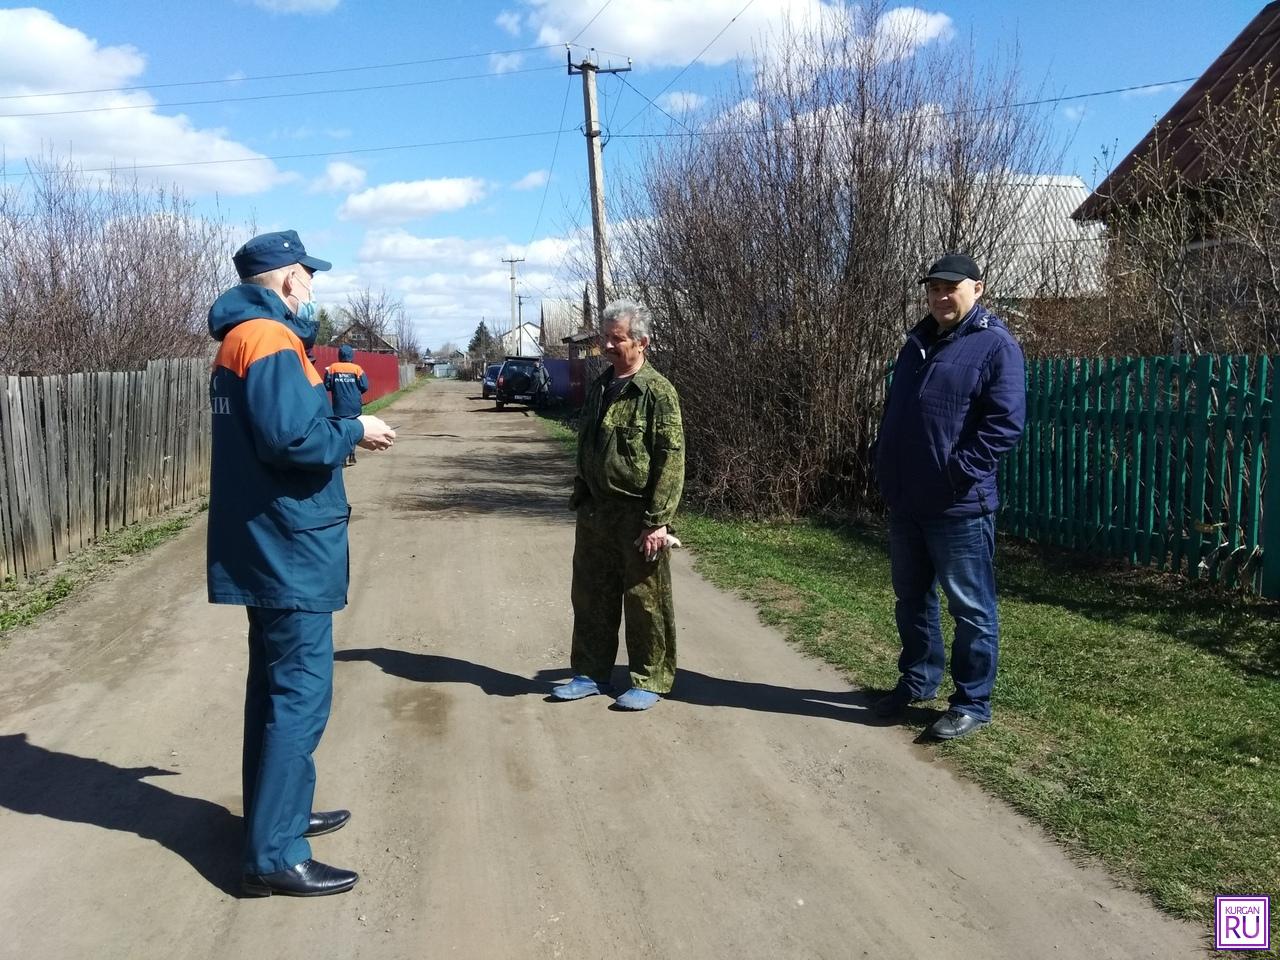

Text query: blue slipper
(551, 675), (611, 700)
(614, 688), (661, 711)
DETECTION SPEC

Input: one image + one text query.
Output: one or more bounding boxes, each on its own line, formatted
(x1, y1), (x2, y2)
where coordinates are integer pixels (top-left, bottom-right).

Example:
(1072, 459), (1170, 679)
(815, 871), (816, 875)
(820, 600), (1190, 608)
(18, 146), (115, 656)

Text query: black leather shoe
(927, 709), (989, 740)
(242, 859), (359, 897)
(304, 809), (351, 838)
(873, 687), (920, 719)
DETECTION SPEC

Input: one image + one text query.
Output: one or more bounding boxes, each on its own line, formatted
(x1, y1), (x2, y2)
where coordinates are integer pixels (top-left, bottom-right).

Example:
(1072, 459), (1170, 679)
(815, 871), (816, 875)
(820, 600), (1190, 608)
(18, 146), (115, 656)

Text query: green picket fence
(998, 354), (1280, 596)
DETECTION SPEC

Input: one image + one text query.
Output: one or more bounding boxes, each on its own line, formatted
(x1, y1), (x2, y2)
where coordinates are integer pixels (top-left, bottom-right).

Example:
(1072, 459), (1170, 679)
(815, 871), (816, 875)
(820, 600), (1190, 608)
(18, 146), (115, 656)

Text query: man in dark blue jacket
(323, 344), (369, 466)
(873, 253), (1026, 740)
(208, 230), (396, 896)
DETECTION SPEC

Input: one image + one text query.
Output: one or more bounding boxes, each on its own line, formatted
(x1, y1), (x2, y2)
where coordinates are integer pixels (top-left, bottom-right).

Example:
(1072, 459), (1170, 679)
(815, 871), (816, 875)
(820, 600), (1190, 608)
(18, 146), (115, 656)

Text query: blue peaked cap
(233, 229), (332, 280)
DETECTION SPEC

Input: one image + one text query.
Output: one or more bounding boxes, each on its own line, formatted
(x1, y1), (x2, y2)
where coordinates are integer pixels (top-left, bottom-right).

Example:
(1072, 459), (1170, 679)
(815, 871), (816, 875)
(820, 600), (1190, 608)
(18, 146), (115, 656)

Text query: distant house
(497, 321), (542, 357)
(984, 174), (1105, 302)
(331, 321), (398, 355)
(539, 299), (583, 358)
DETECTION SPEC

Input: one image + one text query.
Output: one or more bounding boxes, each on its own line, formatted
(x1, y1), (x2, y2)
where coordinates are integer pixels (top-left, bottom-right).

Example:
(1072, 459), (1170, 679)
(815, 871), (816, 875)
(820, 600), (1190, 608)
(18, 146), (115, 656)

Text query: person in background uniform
(551, 300), (685, 711)
(207, 229), (396, 897)
(872, 253), (1026, 740)
(324, 344), (369, 466)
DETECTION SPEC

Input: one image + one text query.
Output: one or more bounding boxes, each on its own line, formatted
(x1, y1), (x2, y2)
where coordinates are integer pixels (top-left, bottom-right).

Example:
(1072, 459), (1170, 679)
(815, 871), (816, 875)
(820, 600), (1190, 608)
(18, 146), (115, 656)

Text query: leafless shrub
(0, 156), (239, 374)
(608, 4), (1068, 516)
(1094, 67), (1280, 356)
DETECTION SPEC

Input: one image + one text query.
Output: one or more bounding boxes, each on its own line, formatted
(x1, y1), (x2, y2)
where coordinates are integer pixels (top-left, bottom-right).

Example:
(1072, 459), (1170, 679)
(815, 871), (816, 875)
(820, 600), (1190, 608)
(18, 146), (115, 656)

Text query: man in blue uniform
(207, 230), (396, 896)
(873, 254), (1026, 740)
(323, 344), (369, 466)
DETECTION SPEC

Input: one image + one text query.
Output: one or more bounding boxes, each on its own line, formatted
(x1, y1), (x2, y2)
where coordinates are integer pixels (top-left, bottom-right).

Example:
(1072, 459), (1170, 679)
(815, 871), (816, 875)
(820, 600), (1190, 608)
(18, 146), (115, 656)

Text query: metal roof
(1074, 2), (1280, 221)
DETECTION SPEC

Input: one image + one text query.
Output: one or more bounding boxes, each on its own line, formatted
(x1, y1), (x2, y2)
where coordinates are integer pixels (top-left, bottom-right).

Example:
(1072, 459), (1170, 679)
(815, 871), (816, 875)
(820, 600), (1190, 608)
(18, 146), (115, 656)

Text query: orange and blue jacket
(323, 344), (369, 417)
(206, 284), (363, 612)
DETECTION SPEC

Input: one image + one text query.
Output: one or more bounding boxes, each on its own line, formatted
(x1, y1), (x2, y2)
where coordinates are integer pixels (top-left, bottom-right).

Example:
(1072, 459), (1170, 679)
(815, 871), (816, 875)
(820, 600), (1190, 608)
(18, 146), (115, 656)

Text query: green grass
(679, 512), (1280, 936)
(537, 408), (579, 453)
(0, 501), (202, 642)
(364, 374), (428, 417)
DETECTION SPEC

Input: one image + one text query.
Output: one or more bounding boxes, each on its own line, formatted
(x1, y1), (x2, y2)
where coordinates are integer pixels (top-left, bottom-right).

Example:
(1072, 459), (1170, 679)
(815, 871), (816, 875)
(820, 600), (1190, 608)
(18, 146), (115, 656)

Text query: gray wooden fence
(0, 358), (211, 582)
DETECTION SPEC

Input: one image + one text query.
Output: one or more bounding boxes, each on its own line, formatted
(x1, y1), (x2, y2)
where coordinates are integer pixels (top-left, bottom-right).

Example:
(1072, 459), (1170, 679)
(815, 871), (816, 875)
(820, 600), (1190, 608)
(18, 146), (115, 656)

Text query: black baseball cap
(919, 253), (982, 284)
(233, 229), (332, 280)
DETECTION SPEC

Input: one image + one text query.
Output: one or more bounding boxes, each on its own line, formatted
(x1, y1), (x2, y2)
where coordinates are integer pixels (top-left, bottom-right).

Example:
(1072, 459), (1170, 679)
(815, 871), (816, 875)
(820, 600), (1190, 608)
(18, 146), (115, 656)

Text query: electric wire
(0, 64), (566, 119)
(614, 0), (759, 134)
(0, 45), (570, 101)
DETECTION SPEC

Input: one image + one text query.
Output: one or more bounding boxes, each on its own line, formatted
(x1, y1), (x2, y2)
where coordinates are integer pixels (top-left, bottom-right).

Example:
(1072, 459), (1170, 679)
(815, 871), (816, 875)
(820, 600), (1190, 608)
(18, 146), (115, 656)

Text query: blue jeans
(888, 511), (999, 721)
(242, 608), (334, 874)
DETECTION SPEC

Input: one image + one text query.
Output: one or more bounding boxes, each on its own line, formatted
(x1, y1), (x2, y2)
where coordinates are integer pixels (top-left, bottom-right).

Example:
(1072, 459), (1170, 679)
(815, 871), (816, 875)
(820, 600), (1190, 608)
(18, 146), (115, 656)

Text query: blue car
(481, 362), (501, 399)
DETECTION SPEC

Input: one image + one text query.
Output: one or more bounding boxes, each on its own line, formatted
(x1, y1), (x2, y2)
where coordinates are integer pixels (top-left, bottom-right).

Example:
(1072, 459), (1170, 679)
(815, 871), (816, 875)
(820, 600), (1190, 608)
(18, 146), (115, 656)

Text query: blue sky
(0, 0), (1258, 350)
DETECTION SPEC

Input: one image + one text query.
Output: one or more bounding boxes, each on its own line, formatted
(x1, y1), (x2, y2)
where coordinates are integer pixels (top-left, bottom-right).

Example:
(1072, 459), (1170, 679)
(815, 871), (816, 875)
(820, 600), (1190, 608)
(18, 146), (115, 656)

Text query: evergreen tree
(468, 320), (498, 357)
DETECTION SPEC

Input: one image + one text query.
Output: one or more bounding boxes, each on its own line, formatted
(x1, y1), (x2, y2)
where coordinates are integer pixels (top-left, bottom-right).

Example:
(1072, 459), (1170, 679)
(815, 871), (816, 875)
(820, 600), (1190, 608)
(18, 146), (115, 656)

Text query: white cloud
(310, 161), (366, 193)
(489, 52), (525, 73)
(349, 227), (589, 346)
(520, 1), (950, 69)
(495, 10), (523, 35)
(866, 7), (953, 60)
(338, 177), (489, 224)
(512, 169), (549, 191)
(657, 91), (707, 114)
(250, 0), (341, 12)
(0, 9), (286, 195)
(1063, 105), (1086, 122)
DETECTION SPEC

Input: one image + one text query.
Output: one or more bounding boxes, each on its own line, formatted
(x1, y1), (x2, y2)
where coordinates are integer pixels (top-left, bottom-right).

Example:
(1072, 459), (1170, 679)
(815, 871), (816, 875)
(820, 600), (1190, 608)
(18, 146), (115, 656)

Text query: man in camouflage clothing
(551, 300), (685, 711)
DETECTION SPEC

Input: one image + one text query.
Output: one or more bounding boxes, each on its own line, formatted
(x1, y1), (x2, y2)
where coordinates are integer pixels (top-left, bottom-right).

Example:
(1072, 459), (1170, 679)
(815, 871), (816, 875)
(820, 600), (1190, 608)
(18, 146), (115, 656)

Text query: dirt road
(0, 380), (1202, 959)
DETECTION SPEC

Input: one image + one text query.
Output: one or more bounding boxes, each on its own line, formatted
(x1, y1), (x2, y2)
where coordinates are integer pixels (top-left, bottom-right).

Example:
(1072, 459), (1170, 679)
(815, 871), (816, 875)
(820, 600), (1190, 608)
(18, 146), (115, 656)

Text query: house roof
(331, 321), (398, 353)
(1074, 2), (1280, 220)
(497, 322), (542, 356)
(986, 175), (1105, 299)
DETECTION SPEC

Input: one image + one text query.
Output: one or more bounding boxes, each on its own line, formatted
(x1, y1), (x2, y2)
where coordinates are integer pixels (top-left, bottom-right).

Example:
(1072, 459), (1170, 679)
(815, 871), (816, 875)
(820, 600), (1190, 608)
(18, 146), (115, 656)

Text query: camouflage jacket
(571, 361), (685, 528)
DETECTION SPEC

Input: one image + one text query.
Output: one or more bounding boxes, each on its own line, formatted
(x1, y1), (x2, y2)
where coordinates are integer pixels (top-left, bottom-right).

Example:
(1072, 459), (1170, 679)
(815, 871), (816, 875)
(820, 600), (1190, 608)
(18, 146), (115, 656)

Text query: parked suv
(494, 356), (549, 410)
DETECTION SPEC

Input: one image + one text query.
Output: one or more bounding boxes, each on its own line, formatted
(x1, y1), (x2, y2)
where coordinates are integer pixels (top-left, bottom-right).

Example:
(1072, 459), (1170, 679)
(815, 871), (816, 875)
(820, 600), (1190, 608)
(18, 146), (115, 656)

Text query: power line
(0, 128), (577, 178)
(0, 64), (566, 119)
(610, 75), (1202, 141)
(616, 73), (691, 133)
(0, 45), (569, 102)
(615, 0), (759, 135)
(568, 0), (617, 44)
(526, 78), (575, 250)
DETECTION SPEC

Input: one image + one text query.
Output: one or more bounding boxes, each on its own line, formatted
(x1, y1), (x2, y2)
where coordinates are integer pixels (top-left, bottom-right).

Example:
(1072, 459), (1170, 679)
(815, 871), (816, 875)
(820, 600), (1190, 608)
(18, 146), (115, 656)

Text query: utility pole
(500, 256), (524, 353)
(569, 48), (630, 327)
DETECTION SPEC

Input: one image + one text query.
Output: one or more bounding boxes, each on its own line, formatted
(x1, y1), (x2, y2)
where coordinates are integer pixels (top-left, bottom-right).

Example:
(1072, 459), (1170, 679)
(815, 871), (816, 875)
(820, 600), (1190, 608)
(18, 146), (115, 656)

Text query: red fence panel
(312, 347), (400, 403)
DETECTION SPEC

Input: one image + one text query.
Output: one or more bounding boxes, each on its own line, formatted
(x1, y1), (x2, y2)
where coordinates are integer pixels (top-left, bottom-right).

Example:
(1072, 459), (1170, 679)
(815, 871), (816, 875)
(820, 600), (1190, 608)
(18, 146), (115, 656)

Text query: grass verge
(0, 500), (204, 642)
(364, 374), (429, 417)
(679, 512), (1279, 938)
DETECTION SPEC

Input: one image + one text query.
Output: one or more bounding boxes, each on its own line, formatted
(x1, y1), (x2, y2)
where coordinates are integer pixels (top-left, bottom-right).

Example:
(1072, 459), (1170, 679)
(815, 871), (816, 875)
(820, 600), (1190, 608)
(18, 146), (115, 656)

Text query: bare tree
(608, 4), (1066, 516)
(392, 305), (422, 360)
(339, 286), (400, 337)
(0, 156), (239, 374)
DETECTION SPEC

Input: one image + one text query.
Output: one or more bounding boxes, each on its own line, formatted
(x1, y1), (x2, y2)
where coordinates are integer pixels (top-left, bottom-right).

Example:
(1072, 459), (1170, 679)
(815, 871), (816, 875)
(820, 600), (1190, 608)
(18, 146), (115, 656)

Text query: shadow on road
(0, 732), (241, 895)
(530, 667), (898, 725)
(335, 648), (550, 696)
(336, 650), (903, 727)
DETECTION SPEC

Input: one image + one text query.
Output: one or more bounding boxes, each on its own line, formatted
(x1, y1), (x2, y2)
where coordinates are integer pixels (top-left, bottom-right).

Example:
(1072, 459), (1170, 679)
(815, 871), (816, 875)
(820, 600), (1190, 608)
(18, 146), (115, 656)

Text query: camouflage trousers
(570, 498), (677, 693)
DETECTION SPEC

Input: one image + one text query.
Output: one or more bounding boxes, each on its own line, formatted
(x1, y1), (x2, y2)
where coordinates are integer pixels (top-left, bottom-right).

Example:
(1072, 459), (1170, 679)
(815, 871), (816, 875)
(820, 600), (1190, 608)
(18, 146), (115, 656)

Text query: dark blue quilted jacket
(875, 304), (1026, 517)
